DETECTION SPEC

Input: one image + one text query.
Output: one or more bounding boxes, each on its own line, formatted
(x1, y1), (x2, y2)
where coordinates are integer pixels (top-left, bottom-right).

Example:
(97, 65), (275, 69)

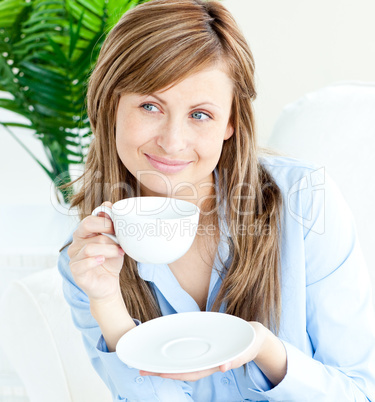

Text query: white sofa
(267, 80), (375, 294)
(0, 267), (112, 402)
(0, 81), (374, 402)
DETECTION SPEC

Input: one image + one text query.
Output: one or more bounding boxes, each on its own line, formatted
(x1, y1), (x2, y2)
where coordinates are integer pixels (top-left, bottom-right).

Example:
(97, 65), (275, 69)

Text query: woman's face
(115, 65), (234, 203)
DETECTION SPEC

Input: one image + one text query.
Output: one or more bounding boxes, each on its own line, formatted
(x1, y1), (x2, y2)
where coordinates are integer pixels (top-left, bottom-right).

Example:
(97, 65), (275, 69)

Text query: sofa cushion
(268, 81), (375, 299)
(0, 267), (112, 402)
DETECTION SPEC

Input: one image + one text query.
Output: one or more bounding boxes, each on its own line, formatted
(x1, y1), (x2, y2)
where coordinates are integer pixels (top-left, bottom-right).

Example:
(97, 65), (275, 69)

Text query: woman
(58, 0), (375, 400)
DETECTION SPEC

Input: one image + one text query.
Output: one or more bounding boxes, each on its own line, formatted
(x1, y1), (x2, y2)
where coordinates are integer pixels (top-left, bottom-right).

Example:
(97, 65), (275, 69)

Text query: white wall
(0, 105), (53, 205)
(224, 0), (375, 144)
(1, 0), (374, 203)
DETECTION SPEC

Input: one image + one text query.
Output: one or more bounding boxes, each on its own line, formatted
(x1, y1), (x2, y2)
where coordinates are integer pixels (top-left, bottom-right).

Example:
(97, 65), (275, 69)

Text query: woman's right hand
(67, 202), (126, 302)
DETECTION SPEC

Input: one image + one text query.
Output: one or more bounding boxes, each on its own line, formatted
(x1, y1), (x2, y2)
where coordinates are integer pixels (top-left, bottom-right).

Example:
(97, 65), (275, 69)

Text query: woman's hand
(140, 321), (287, 385)
(67, 201), (125, 302)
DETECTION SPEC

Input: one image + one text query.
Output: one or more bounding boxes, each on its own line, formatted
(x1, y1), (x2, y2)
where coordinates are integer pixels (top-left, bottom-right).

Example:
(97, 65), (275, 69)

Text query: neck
(140, 171), (216, 211)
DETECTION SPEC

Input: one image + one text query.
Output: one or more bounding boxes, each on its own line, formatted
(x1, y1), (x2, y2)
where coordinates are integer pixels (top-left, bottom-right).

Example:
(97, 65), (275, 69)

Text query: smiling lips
(145, 153), (192, 173)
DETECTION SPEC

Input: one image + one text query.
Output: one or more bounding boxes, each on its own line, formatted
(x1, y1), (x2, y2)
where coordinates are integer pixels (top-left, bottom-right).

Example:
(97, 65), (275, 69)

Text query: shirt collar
(137, 166), (231, 282)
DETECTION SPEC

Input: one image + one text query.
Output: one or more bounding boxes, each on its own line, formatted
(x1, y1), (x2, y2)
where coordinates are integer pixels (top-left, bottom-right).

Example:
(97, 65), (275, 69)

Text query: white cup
(91, 197), (200, 264)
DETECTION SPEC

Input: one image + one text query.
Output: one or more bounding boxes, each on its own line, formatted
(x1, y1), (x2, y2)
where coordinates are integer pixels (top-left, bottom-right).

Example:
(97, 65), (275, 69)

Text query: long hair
(60, 0), (283, 336)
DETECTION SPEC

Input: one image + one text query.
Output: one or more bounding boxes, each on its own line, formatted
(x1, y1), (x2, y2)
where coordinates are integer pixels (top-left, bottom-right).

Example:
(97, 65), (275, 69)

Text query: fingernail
(96, 256), (105, 264)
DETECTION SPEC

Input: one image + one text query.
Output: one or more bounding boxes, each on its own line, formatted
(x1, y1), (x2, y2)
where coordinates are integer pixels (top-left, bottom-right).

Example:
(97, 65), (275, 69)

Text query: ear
(224, 121), (234, 140)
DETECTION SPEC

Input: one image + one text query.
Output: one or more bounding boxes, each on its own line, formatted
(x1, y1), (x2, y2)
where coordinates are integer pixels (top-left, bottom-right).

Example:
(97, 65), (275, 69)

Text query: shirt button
(135, 376), (144, 384)
(221, 377), (230, 385)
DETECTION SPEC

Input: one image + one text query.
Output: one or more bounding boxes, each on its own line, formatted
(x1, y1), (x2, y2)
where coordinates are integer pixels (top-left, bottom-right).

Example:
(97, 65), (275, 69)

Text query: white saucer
(116, 311), (256, 373)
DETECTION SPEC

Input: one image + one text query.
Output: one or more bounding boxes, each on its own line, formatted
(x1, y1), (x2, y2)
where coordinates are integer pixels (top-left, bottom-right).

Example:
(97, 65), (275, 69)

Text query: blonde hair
(60, 0), (283, 339)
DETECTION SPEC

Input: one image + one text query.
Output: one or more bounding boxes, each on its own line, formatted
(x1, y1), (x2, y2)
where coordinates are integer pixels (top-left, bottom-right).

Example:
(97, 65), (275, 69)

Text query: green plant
(0, 0), (147, 203)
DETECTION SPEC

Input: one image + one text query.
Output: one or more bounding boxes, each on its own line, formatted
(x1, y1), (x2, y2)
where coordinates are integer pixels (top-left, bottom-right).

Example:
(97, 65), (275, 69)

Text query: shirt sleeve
(243, 170), (375, 401)
(57, 240), (193, 402)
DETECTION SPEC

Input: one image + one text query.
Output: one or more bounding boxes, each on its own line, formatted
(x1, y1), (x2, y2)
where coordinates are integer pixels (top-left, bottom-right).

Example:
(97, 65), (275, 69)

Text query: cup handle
(91, 205), (119, 245)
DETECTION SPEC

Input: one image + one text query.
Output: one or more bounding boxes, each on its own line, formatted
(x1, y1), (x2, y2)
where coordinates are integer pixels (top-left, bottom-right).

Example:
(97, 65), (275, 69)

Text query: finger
(70, 254), (108, 276)
(68, 233), (123, 260)
(69, 255), (121, 280)
(97, 201), (114, 220)
(74, 215), (115, 241)
(139, 371), (160, 377)
(219, 362), (232, 373)
(76, 243), (125, 261)
(139, 367), (219, 382)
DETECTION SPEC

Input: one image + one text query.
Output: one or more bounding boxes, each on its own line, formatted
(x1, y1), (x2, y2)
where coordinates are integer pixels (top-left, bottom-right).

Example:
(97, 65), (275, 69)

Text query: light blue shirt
(58, 155), (375, 401)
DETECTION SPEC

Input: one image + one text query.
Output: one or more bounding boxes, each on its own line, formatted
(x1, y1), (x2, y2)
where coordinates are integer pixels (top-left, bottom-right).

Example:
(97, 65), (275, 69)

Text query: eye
(191, 111), (212, 122)
(140, 103), (212, 122)
(141, 103), (159, 113)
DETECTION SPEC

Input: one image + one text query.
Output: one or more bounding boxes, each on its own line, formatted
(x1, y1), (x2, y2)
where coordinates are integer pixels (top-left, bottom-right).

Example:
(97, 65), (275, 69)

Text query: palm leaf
(0, 0), (148, 202)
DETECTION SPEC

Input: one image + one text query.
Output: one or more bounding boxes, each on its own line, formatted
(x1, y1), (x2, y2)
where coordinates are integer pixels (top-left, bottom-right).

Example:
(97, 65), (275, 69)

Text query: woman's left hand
(139, 321), (270, 382)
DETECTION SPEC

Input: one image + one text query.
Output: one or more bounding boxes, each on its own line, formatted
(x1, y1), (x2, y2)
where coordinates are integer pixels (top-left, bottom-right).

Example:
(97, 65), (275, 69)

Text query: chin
(140, 172), (197, 198)
(139, 176), (176, 197)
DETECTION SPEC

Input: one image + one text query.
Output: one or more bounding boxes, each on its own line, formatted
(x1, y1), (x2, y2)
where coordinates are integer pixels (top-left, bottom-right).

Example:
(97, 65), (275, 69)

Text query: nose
(156, 119), (188, 154)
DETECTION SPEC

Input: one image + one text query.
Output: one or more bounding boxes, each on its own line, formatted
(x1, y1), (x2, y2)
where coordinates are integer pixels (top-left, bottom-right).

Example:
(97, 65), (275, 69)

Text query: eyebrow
(146, 93), (222, 110)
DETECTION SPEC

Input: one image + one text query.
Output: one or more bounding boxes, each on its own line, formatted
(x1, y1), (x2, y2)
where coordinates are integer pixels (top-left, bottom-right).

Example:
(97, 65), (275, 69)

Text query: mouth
(144, 153), (192, 174)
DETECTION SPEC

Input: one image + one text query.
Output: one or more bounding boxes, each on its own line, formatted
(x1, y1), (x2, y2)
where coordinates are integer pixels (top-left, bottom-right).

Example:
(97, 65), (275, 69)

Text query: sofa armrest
(0, 267), (111, 402)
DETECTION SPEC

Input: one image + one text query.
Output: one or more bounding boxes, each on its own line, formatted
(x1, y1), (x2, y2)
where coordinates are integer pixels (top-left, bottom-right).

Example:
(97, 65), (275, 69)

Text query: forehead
(166, 66), (230, 87)
(118, 62), (234, 109)
(159, 62), (232, 90)
(144, 68), (233, 110)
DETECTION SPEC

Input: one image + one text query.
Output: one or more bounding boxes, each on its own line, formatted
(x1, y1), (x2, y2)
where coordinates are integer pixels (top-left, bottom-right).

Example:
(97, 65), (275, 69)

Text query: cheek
(116, 117), (152, 150)
(196, 131), (225, 159)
